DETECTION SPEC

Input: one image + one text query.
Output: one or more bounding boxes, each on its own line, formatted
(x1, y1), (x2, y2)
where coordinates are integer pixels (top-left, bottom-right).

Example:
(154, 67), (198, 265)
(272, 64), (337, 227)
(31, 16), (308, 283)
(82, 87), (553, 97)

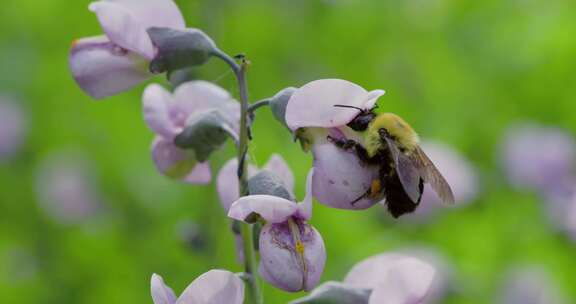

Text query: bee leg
(350, 190), (369, 206)
(350, 180), (383, 206)
(326, 136), (375, 164)
(326, 136), (357, 150)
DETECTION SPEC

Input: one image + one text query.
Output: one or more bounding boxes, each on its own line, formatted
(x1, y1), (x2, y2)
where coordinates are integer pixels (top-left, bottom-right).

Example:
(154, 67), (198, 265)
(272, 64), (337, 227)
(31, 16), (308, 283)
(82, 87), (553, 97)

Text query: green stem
(247, 99), (271, 114)
(214, 49), (263, 304)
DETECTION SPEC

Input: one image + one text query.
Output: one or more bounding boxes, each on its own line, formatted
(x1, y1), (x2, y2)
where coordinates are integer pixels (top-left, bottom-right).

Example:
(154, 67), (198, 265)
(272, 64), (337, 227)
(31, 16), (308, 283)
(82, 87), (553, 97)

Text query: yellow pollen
(296, 240), (305, 255)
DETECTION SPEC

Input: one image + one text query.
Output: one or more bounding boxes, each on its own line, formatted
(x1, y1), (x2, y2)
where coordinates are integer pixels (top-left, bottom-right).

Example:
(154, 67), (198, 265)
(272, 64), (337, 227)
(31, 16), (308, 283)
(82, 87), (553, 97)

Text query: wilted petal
(143, 84), (179, 139)
(263, 154), (295, 193)
(89, 0), (185, 59)
(0, 98), (27, 161)
(228, 195), (297, 223)
(500, 122), (575, 195)
(69, 36), (151, 99)
(151, 274), (177, 304)
(259, 221), (326, 292)
(344, 253), (436, 304)
(285, 79), (384, 131)
(172, 81), (240, 133)
(312, 141), (380, 210)
(176, 270), (244, 304)
(151, 137), (210, 184)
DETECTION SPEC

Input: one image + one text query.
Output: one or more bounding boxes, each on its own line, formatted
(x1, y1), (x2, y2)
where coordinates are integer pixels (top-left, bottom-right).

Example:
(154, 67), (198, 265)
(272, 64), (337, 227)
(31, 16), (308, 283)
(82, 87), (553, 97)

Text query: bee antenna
(333, 104), (365, 112)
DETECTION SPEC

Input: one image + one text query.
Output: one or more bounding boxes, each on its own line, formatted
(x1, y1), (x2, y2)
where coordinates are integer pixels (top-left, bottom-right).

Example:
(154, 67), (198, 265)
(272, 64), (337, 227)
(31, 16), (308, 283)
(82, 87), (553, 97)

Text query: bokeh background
(2, 0), (576, 303)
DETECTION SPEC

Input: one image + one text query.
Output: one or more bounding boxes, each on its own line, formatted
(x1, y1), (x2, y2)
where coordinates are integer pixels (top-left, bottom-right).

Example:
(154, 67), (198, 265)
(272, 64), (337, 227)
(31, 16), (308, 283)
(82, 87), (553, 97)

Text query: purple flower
(500, 122), (575, 196)
(151, 270), (244, 304)
(498, 267), (566, 304)
(34, 151), (102, 224)
(69, 0), (186, 99)
(228, 169), (326, 292)
(143, 81), (239, 183)
(285, 79), (385, 210)
(0, 97), (27, 161)
(217, 154), (294, 212)
(344, 253), (437, 304)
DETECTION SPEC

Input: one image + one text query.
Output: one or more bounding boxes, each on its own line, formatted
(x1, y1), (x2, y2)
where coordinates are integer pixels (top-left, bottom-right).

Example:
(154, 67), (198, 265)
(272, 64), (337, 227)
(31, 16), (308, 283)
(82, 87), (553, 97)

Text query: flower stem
(247, 99), (271, 114)
(214, 49), (263, 304)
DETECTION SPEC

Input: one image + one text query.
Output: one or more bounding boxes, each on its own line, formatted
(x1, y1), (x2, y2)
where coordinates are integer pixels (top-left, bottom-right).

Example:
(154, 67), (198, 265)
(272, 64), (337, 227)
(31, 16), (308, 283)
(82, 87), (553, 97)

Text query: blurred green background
(1, 0), (576, 303)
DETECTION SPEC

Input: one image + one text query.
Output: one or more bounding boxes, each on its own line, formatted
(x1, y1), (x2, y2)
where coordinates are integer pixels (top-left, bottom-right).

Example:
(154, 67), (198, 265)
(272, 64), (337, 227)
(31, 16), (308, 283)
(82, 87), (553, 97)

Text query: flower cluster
(69, 0), (466, 302)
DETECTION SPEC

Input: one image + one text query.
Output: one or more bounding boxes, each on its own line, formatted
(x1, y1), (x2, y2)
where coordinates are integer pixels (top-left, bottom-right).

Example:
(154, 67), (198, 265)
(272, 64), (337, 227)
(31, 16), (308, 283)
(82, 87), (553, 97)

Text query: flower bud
(258, 219), (326, 292)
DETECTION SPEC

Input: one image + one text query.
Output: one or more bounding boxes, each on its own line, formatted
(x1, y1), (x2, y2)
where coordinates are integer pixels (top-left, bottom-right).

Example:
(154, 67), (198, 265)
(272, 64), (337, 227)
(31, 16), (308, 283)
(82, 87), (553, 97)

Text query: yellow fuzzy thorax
(365, 113), (420, 157)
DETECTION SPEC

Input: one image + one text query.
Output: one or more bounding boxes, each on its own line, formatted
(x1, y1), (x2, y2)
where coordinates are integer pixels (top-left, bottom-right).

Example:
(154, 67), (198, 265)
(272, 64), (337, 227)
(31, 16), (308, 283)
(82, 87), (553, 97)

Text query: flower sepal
(174, 109), (238, 162)
(248, 170), (294, 201)
(147, 27), (217, 74)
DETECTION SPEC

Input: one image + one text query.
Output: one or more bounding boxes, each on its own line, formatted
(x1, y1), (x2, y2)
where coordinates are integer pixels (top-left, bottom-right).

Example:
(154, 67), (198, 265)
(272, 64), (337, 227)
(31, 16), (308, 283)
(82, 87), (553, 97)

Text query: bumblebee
(328, 105), (454, 218)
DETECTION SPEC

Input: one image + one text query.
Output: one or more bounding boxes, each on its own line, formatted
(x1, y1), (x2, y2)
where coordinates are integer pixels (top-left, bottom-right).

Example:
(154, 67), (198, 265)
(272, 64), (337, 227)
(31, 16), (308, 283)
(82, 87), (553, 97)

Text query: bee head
(333, 104), (376, 131)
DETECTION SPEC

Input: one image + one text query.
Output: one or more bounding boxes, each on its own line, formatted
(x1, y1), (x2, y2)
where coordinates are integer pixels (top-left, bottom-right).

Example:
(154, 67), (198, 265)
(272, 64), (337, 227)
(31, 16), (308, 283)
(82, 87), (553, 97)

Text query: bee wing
(410, 146), (455, 205)
(383, 137), (423, 204)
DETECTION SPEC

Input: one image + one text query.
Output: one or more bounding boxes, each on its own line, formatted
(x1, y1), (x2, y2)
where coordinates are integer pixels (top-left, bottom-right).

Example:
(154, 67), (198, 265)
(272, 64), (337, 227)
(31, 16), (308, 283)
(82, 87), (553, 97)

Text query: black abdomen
(377, 151), (424, 218)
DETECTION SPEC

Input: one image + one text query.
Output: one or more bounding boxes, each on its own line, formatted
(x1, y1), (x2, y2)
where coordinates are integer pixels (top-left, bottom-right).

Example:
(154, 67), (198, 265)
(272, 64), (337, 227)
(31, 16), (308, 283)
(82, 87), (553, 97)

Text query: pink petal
(344, 253), (436, 304)
(344, 253), (404, 288)
(69, 36), (151, 99)
(228, 195), (297, 223)
(312, 141), (380, 210)
(172, 81), (240, 133)
(285, 79), (384, 131)
(151, 137), (210, 184)
(368, 259), (436, 304)
(176, 270), (244, 304)
(151, 274), (177, 304)
(89, 0), (185, 59)
(182, 162), (211, 184)
(143, 84), (179, 139)
(263, 154), (295, 193)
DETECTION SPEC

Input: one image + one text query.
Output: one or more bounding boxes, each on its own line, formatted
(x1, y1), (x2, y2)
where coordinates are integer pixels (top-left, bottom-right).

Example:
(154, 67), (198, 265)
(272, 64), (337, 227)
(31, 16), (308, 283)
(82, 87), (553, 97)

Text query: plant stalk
(215, 49), (263, 304)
